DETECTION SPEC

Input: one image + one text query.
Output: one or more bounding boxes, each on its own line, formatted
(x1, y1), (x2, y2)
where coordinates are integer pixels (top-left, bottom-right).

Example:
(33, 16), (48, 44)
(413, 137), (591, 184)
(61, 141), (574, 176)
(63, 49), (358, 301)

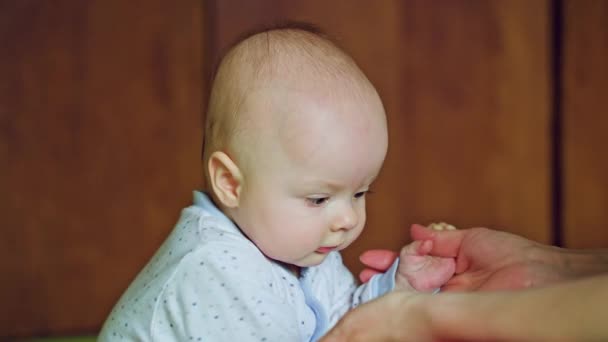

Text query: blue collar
(192, 191), (238, 229)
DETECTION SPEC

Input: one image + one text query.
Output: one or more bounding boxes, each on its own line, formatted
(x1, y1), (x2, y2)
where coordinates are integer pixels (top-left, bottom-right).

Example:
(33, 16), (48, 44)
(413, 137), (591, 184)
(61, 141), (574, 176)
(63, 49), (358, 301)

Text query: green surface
(13, 337), (96, 342)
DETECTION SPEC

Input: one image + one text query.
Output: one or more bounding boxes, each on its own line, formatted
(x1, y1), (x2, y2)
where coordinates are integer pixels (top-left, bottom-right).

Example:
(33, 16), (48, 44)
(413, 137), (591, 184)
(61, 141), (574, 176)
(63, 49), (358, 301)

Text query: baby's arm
(152, 244), (305, 341)
(395, 222), (457, 292)
(328, 224), (456, 327)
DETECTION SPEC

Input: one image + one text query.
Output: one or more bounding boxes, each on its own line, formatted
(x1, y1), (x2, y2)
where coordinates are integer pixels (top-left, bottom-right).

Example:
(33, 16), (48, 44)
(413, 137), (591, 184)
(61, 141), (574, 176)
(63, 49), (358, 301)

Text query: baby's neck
(276, 261), (301, 278)
(289, 264), (301, 278)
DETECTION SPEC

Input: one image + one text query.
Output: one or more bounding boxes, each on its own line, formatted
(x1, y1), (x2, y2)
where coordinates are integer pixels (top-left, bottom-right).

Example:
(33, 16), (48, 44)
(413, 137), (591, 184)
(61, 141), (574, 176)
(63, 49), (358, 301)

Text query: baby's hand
(394, 222), (457, 292)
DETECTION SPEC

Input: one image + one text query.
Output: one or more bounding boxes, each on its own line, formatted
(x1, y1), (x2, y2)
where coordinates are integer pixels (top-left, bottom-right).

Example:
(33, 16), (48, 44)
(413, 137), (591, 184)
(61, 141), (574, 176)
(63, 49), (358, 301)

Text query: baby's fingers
(401, 240), (432, 257)
(410, 223), (463, 258)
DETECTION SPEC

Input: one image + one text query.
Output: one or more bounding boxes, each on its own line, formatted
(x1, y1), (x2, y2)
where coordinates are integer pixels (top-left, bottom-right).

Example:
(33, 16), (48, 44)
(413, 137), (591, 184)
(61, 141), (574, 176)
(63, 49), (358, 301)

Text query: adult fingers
(359, 269), (381, 283)
(410, 223), (466, 258)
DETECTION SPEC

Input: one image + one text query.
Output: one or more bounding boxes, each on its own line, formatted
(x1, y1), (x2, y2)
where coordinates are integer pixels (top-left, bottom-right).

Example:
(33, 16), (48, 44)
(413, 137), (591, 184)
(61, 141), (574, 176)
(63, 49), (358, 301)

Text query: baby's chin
(292, 252), (333, 268)
(277, 244), (352, 269)
(270, 254), (324, 271)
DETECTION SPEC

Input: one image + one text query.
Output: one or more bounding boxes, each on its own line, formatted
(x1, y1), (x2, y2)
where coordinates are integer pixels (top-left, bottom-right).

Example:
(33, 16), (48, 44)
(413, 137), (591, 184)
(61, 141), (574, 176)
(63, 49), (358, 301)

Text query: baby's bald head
(203, 24), (386, 189)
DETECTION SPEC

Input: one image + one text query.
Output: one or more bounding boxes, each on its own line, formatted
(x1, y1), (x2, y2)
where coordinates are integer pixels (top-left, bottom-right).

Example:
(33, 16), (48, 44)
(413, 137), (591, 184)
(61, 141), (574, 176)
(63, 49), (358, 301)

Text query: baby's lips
(315, 246), (337, 254)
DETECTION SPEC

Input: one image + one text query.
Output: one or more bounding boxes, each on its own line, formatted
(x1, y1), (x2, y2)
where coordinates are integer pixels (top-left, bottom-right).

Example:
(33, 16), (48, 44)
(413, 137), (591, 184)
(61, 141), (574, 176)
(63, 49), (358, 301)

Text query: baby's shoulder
(172, 208), (267, 268)
(182, 235), (268, 277)
(173, 205), (253, 247)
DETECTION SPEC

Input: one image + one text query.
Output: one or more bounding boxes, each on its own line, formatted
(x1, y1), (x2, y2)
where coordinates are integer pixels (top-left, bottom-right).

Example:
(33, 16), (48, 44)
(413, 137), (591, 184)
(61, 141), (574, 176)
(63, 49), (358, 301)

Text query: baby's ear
(207, 151), (243, 208)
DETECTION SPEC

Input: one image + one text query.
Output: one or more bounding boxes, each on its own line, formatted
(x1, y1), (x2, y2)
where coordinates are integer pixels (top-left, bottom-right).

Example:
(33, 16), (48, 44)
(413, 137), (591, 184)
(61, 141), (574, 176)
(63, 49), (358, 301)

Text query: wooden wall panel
(0, 1), (204, 337)
(209, 0), (552, 274)
(563, 0), (608, 248)
(0, 0), (567, 337)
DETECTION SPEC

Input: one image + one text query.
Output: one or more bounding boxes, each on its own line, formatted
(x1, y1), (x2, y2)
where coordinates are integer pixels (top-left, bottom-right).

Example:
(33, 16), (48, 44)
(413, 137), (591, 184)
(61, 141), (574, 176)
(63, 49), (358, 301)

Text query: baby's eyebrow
(304, 179), (376, 193)
(300, 179), (342, 192)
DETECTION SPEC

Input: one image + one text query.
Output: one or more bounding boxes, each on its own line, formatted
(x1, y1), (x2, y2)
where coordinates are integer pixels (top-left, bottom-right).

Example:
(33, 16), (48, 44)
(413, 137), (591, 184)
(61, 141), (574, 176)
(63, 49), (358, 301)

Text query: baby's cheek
(345, 222), (366, 245)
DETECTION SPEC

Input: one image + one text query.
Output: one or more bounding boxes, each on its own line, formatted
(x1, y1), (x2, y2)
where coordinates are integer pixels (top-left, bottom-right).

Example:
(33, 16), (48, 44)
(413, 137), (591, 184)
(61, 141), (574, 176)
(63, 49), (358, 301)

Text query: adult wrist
(534, 243), (608, 281)
(554, 246), (608, 278)
(425, 292), (493, 341)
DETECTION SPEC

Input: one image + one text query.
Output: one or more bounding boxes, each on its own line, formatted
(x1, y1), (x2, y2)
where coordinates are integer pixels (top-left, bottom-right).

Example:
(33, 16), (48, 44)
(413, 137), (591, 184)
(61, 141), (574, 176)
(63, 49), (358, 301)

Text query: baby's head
(203, 24), (388, 268)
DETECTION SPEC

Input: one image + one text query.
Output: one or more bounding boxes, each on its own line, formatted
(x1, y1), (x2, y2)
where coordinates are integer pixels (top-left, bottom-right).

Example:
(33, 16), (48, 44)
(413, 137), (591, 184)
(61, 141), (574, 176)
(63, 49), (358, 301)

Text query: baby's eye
(306, 197), (329, 206)
(354, 191), (368, 199)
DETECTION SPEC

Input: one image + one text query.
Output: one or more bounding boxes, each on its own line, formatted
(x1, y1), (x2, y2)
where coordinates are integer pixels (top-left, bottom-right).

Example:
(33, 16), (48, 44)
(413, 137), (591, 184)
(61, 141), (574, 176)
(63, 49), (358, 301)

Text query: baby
(99, 25), (455, 341)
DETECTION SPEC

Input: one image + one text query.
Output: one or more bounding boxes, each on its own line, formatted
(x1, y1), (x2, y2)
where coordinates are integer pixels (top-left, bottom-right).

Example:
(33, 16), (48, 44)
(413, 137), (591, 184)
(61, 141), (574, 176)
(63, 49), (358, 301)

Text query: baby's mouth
(315, 246), (337, 254)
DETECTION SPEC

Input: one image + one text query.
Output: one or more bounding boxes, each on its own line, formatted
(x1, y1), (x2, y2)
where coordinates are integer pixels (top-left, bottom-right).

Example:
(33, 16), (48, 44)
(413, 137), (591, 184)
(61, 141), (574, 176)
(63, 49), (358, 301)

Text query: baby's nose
(331, 203), (358, 231)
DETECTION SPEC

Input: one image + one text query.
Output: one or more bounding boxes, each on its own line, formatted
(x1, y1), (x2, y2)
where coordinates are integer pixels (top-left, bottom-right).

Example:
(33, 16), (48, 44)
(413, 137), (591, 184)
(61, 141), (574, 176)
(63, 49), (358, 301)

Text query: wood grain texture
(0, 0), (204, 336)
(563, 0), (608, 248)
(209, 0), (552, 274)
(0, 0), (565, 337)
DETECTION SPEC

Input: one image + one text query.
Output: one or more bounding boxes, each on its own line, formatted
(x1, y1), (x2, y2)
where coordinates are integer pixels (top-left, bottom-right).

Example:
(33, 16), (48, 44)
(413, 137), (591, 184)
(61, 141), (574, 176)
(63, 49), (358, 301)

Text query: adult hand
(320, 290), (436, 342)
(360, 224), (563, 291)
(322, 274), (608, 342)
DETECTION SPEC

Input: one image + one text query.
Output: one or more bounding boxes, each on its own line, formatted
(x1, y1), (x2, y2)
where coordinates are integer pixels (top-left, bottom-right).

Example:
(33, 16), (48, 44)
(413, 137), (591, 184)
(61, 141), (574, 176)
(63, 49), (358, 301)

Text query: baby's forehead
(230, 65), (381, 140)
(227, 29), (368, 89)
(244, 78), (381, 131)
(211, 28), (386, 156)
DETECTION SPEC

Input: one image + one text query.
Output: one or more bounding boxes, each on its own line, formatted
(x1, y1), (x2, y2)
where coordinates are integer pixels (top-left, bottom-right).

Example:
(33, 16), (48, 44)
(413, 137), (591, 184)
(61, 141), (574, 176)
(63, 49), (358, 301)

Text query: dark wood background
(1, 0), (606, 338)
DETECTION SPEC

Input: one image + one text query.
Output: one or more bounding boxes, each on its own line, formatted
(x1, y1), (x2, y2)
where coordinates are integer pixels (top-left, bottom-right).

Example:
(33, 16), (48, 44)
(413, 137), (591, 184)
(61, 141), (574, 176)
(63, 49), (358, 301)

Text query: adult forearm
(546, 245), (608, 279)
(431, 275), (608, 341)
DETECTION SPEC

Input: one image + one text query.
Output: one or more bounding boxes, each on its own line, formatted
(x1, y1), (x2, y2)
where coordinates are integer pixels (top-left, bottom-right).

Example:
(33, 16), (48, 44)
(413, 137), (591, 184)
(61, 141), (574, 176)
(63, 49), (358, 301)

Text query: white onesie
(99, 191), (398, 341)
